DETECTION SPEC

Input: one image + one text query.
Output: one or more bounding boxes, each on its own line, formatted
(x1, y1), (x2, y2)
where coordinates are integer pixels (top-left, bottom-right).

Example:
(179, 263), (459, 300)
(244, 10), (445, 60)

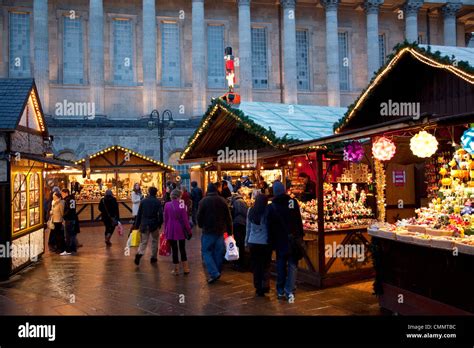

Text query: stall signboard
(392, 170), (406, 187)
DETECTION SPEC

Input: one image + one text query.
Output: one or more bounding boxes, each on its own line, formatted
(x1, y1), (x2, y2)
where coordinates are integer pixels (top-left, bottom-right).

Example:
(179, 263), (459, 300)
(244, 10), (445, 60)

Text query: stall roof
(21, 153), (78, 169)
(180, 98), (346, 162)
(0, 78), (46, 133)
(332, 43), (474, 135)
(75, 145), (174, 172)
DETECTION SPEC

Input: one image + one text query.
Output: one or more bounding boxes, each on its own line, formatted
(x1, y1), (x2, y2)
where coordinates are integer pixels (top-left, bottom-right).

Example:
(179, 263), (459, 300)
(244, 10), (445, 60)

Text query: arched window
(13, 174), (27, 232)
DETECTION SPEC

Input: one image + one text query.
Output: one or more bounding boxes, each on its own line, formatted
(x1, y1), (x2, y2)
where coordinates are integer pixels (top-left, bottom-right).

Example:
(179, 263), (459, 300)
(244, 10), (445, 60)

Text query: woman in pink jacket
(164, 189), (192, 275)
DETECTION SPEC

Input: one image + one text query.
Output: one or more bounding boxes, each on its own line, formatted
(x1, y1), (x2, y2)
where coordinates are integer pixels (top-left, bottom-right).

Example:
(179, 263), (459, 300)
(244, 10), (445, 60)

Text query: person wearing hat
(197, 183), (233, 283)
(266, 181), (304, 301)
(99, 189), (120, 247)
(241, 175), (252, 187)
(164, 189), (192, 275)
(133, 187), (164, 265)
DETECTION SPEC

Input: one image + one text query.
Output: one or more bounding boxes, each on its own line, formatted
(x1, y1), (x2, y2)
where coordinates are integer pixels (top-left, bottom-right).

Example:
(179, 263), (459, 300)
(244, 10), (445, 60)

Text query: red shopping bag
(159, 232), (171, 257)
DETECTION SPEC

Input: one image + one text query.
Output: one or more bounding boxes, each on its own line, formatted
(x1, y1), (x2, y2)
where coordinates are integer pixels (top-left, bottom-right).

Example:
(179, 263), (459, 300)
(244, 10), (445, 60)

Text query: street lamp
(148, 109), (175, 163)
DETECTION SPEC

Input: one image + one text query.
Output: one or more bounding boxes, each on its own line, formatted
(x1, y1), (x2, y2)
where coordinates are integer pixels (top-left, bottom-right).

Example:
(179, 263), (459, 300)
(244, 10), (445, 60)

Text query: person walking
(99, 190), (120, 247)
(50, 192), (66, 253)
(221, 180), (232, 199)
(245, 193), (272, 297)
(229, 190), (249, 270)
(133, 187), (164, 265)
(267, 181), (304, 301)
(164, 189), (192, 275)
(61, 188), (78, 256)
(197, 183), (233, 284)
(190, 181), (203, 225)
(131, 183), (143, 220)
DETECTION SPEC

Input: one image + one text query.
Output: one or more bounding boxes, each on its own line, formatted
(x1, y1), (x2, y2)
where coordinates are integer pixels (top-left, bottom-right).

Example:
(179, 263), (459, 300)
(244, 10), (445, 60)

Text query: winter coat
(131, 191), (143, 216)
(222, 187), (232, 199)
(134, 196), (163, 232)
(197, 192), (233, 235)
(50, 199), (65, 223)
(266, 194), (304, 255)
(190, 187), (203, 206)
(63, 195), (78, 221)
(230, 195), (248, 227)
(181, 191), (193, 216)
(245, 207), (269, 246)
(164, 200), (192, 241)
(99, 196), (120, 222)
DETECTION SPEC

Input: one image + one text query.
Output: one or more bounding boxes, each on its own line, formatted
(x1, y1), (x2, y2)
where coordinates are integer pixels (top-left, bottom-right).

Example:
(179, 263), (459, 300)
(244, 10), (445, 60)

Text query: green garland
(182, 98), (298, 159)
(333, 41), (474, 132)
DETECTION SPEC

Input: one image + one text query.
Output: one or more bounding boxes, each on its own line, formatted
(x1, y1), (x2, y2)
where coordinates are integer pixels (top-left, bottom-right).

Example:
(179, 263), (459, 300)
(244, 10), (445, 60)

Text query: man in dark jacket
(197, 183), (233, 283)
(98, 190), (120, 247)
(267, 181), (304, 301)
(133, 187), (164, 265)
(190, 181), (203, 225)
(61, 188), (78, 255)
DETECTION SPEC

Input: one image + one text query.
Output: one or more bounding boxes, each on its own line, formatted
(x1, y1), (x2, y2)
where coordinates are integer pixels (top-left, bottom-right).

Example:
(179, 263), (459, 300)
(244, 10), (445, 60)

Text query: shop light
(298, 162), (302, 167)
(275, 162), (279, 167)
(410, 130), (438, 158)
(287, 161), (292, 165)
(461, 127), (474, 155)
(372, 137), (396, 161)
(260, 166), (264, 170)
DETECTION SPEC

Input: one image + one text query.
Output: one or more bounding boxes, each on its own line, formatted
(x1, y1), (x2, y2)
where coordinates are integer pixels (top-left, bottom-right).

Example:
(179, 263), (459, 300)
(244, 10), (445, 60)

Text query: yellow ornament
(439, 167), (448, 176)
(449, 159), (457, 167)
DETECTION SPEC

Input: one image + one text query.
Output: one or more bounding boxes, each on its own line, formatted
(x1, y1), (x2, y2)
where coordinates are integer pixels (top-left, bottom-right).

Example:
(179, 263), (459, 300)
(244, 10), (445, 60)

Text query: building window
(113, 18), (134, 84)
(417, 34), (424, 44)
(29, 173), (40, 227)
(378, 33), (387, 67)
(12, 172), (42, 233)
(9, 12), (31, 78)
(251, 27), (268, 89)
(161, 22), (180, 87)
(63, 17), (84, 84)
(296, 30), (309, 91)
(338, 31), (350, 91)
(13, 174), (27, 232)
(207, 25), (225, 88)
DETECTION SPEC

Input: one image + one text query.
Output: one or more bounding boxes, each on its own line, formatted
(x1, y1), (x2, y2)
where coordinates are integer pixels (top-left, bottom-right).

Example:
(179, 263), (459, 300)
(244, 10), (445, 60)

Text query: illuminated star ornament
(372, 137), (396, 161)
(410, 130), (438, 158)
(461, 127), (474, 155)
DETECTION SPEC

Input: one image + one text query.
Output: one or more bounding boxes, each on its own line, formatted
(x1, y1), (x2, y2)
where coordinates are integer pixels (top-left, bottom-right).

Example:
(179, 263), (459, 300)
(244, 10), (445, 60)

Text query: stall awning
(20, 153), (78, 169)
(332, 43), (474, 135)
(180, 98), (346, 162)
(75, 145), (174, 172)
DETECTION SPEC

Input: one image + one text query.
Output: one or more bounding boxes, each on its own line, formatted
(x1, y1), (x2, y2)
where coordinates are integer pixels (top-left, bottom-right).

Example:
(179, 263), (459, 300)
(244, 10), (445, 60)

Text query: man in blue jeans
(197, 183), (233, 284)
(267, 181), (304, 301)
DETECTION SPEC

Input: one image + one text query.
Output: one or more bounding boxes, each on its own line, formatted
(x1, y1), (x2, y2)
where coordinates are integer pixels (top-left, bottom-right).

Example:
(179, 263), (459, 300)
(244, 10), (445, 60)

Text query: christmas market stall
(180, 98), (346, 282)
(55, 146), (174, 223)
(0, 79), (74, 280)
(290, 43), (474, 312)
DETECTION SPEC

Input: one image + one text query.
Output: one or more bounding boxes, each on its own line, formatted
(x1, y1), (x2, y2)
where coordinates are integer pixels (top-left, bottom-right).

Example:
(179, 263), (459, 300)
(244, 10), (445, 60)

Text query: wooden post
(217, 163), (222, 182)
(316, 150), (326, 276)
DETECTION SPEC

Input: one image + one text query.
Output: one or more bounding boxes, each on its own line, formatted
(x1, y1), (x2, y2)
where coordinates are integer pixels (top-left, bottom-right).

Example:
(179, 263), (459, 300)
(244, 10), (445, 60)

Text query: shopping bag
(159, 232), (171, 257)
(47, 218), (55, 230)
(129, 229), (141, 247)
(225, 236), (239, 261)
(117, 221), (124, 236)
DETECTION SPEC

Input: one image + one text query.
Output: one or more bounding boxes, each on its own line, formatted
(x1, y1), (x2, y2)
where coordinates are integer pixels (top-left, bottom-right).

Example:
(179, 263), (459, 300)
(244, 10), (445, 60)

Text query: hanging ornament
(410, 130), (438, 158)
(372, 137), (396, 161)
(461, 127), (474, 155)
(343, 141), (364, 162)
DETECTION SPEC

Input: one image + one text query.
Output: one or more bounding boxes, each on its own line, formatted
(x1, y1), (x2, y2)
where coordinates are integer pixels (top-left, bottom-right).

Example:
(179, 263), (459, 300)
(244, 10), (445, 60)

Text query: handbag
(47, 217), (55, 230)
(159, 232), (171, 257)
(171, 202), (192, 240)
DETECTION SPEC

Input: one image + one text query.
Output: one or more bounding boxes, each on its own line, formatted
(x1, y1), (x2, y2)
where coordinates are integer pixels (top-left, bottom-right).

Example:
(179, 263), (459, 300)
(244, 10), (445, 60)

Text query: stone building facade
(0, 0), (473, 163)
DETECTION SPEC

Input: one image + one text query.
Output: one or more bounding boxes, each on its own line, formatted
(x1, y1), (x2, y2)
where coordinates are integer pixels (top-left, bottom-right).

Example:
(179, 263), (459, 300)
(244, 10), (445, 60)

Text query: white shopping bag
(225, 236), (239, 261)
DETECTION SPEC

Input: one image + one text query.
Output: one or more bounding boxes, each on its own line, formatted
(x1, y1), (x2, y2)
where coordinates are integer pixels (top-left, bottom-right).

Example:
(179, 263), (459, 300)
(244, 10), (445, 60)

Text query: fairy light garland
(374, 159), (386, 222)
(30, 90), (46, 132)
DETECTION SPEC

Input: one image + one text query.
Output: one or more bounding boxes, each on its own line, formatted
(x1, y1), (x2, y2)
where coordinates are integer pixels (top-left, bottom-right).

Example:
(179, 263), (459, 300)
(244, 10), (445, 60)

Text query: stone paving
(0, 224), (384, 316)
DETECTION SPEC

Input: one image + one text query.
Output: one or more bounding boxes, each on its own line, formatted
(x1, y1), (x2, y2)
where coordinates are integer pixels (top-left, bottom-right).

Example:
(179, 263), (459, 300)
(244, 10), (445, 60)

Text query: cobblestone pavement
(0, 224), (384, 316)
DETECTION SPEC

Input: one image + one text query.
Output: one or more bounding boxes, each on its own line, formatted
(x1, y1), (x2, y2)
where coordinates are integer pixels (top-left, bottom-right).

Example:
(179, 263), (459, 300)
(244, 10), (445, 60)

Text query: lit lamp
(461, 127), (474, 155)
(372, 137), (396, 161)
(410, 130), (438, 158)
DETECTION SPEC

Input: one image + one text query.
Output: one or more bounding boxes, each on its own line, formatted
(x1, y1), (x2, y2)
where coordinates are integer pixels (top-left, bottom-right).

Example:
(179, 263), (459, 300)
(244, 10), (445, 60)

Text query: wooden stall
(68, 146), (174, 223)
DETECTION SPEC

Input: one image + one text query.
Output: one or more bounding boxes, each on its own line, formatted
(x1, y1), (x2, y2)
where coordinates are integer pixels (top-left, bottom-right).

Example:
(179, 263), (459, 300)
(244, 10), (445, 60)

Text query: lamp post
(148, 109), (175, 163)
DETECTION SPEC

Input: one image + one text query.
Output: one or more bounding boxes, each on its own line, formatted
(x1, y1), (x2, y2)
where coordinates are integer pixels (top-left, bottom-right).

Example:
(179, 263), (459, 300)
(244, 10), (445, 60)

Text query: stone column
(192, 0), (206, 117)
(281, 0), (298, 104)
(142, 0), (157, 115)
(404, 0), (423, 43)
(238, 0), (252, 102)
(322, 0), (340, 107)
(364, 0), (383, 82)
(89, 0), (105, 115)
(33, 0), (49, 113)
(442, 1), (462, 46)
